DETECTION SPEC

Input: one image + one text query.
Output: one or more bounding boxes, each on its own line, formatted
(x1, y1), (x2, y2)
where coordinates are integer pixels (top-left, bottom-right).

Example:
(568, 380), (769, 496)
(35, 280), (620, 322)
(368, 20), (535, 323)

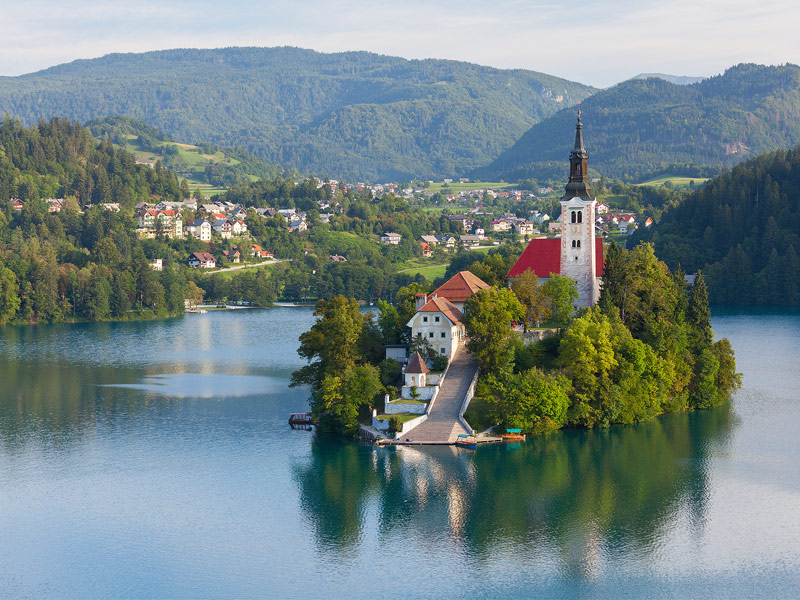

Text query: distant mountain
(0, 47), (595, 181)
(631, 144), (800, 306)
(476, 63), (800, 182)
(630, 73), (706, 85)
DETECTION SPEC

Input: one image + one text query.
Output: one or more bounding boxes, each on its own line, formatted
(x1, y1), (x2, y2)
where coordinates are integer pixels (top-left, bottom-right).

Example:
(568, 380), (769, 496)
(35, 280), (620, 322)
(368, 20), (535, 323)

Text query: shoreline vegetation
(291, 243), (741, 439)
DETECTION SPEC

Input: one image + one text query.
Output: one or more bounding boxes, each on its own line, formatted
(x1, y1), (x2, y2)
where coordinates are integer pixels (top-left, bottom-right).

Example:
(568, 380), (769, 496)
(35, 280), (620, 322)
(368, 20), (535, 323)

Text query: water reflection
(294, 404), (736, 574)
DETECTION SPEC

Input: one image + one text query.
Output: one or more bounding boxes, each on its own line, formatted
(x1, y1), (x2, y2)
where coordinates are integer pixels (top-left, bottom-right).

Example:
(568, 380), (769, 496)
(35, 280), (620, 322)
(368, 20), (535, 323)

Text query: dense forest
(464, 243), (740, 434)
(0, 117), (189, 323)
(0, 47), (595, 181)
(632, 145), (800, 305)
(477, 63), (800, 181)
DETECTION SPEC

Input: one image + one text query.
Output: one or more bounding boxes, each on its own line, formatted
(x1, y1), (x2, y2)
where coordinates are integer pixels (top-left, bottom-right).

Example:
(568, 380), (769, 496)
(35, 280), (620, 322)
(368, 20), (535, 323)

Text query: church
(507, 110), (604, 307)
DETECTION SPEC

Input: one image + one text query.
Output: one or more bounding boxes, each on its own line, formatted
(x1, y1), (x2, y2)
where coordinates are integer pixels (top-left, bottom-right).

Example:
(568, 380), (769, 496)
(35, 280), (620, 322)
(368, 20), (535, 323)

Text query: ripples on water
(0, 307), (799, 598)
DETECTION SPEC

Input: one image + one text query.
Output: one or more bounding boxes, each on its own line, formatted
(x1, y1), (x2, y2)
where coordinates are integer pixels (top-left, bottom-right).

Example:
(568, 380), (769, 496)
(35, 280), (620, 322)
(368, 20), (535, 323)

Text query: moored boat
(455, 432), (478, 450)
(288, 412), (313, 426)
(501, 428), (526, 442)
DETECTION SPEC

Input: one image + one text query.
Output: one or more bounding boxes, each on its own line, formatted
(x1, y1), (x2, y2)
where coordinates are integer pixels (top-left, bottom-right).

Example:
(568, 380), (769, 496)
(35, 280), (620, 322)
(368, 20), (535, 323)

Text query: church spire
(573, 104), (586, 154)
(564, 104), (592, 201)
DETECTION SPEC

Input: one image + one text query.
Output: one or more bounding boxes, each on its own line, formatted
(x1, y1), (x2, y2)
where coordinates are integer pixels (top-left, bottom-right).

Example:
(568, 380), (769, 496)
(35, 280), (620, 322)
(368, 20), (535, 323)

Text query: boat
(501, 428), (526, 442)
(288, 412), (313, 426)
(455, 433), (478, 450)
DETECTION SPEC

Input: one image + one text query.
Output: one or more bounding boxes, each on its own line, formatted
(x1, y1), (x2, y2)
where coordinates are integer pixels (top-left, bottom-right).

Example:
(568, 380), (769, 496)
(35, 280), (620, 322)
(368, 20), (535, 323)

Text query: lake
(1, 307), (798, 598)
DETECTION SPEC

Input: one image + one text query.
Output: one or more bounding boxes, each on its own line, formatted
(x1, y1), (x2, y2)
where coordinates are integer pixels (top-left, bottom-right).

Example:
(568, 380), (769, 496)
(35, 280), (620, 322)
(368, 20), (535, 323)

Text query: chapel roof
(405, 351), (430, 374)
(506, 237), (605, 278)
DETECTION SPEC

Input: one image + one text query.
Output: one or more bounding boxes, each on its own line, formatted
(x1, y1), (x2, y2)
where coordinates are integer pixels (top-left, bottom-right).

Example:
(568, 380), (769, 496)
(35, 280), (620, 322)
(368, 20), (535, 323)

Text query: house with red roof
(507, 110), (604, 308)
(405, 270), (491, 360)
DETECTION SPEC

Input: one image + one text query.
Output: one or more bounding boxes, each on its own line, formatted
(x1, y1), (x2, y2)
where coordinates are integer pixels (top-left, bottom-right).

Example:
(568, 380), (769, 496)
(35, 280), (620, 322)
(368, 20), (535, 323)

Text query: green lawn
(398, 263), (448, 280)
(375, 412), (421, 423)
(207, 263), (276, 279)
(427, 181), (514, 192)
(635, 175), (710, 189)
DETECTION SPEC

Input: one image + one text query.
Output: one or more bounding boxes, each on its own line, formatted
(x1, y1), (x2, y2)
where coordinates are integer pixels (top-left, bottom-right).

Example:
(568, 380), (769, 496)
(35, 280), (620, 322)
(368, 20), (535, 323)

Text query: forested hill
(0, 47), (595, 181)
(476, 63), (800, 182)
(0, 118), (188, 324)
(631, 145), (800, 306)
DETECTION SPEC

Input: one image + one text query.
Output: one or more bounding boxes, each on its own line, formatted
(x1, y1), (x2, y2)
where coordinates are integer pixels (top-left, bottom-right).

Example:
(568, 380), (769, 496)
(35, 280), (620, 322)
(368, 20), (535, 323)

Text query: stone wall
(400, 385), (436, 400)
(385, 400), (427, 415)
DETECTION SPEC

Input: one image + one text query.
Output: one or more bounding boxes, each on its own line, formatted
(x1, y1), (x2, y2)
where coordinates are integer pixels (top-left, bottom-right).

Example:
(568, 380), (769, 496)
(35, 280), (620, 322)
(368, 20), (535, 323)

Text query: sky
(2, 0), (799, 87)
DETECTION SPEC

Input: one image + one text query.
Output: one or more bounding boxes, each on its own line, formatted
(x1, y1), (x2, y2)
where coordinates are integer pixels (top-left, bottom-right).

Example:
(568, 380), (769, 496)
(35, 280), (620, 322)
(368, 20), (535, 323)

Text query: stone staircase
(403, 345), (478, 443)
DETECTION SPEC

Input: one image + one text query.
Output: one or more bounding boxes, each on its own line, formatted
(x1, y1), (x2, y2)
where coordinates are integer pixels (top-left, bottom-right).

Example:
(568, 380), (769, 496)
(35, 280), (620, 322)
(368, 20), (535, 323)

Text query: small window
(429, 332), (434, 338)
(440, 347), (446, 354)
(434, 316), (440, 323)
(417, 332), (421, 337)
(440, 332), (446, 338)
(576, 240), (581, 248)
(411, 376), (415, 384)
(571, 211), (576, 224)
(422, 316), (428, 323)
(571, 240), (576, 248)
(577, 211), (583, 223)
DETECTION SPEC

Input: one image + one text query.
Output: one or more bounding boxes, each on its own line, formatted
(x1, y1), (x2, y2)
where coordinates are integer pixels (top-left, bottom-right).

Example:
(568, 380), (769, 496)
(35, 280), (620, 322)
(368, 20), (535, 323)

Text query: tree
(291, 295), (367, 390)
(484, 368), (570, 432)
(463, 287), (524, 376)
(511, 269), (550, 330)
(0, 263), (20, 324)
(185, 281), (205, 308)
(542, 273), (578, 329)
(687, 271), (712, 349)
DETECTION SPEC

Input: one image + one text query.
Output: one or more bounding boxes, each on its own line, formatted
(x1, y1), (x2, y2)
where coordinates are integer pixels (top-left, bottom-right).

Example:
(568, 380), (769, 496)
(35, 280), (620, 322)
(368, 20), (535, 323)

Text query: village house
(222, 249), (241, 263)
(420, 241), (432, 258)
(490, 219), (512, 233)
(251, 244), (273, 258)
(405, 271), (491, 361)
(460, 234), (482, 249)
(213, 219), (233, 239)
(188, 252), (216, 269)
(380, 232), (402, 245)
(186, 219), (212, 242)
(136, 209), (183, 239)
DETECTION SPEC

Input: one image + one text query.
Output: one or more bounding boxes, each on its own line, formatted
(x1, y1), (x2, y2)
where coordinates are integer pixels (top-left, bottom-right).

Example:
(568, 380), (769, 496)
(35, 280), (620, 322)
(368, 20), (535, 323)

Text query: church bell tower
(560, 106), (599, 307)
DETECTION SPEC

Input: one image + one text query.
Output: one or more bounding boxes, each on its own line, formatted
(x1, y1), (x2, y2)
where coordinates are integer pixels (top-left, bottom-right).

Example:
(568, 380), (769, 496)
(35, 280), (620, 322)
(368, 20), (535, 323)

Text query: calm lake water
(1, 307), (799, 598)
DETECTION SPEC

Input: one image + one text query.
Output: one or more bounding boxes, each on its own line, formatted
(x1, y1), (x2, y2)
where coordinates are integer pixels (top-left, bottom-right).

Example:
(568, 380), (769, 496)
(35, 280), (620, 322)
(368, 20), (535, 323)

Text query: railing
(458, 366), (480, 434)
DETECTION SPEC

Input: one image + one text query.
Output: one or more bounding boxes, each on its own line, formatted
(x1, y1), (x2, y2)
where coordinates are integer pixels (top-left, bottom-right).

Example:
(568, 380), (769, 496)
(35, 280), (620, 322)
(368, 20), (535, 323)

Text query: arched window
(576, 240), (581, 248)
(577, 211), (583, 223)
(571, 211), (576, 223)
(571, 240), (576, 248)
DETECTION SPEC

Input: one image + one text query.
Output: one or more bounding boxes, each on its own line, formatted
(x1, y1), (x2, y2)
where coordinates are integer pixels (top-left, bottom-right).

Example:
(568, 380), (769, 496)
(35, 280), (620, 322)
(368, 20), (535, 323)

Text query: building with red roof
(507, 110), (604, 307)
(430, 270), (491, 311)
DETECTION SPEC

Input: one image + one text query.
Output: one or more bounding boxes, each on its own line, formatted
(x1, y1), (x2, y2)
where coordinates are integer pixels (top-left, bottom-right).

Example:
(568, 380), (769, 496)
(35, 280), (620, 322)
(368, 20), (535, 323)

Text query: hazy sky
(2, 0), (798, 87)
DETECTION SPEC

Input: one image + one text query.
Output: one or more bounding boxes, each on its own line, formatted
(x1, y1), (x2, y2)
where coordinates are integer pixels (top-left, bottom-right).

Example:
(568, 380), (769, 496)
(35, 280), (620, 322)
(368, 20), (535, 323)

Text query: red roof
(432, 271), (490, 303)
(507, 238), (604, 278)
(418, 296), (463, 325)
(405, 352), (430, 374)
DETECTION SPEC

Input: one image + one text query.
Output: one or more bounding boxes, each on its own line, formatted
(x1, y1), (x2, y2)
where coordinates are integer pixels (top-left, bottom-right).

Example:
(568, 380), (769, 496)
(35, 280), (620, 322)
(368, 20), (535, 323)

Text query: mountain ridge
(0, 46), (596, 181)
(475, 63), (800, 182)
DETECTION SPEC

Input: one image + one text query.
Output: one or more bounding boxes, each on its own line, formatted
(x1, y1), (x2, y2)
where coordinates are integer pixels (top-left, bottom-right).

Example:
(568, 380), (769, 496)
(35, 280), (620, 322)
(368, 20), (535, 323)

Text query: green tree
(484, 368), (570, 432)
(291, 295), (367, 390)
(463, 287), (524, 376)
(542, 273), (578, 329)
(0, 263), (20, 324)
(511, 269), (550, 330)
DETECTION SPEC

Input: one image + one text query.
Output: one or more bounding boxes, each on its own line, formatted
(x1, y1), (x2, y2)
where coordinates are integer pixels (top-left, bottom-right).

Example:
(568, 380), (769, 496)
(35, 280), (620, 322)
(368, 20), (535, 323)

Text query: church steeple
(564, 105), (593, 201)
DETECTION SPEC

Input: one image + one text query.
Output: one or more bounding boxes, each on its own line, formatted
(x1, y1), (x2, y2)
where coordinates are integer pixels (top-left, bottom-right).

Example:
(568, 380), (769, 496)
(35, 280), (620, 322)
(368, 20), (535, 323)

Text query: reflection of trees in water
(0, 359), (151, 452)
(294, 404), (736, 570)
